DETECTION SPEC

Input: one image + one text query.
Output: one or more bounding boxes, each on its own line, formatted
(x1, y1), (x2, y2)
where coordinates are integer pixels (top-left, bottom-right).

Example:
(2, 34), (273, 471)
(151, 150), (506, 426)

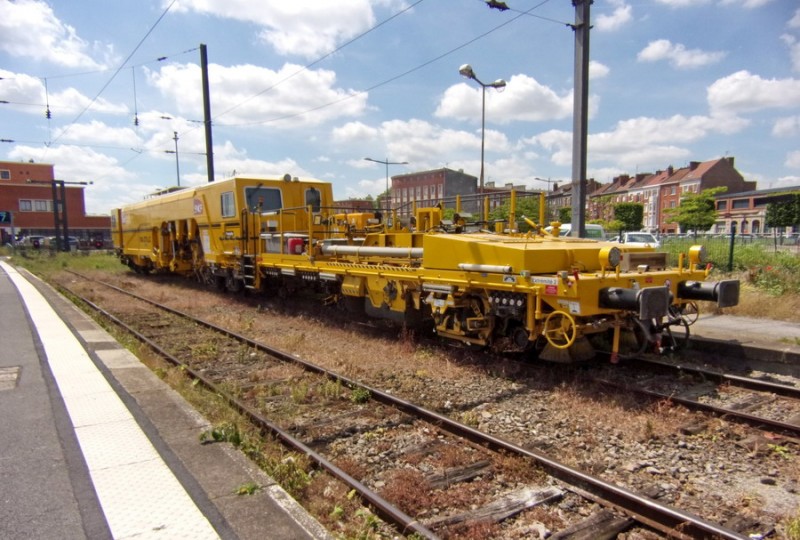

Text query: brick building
(589, 157), (756, 233)
(0, 160), (111, 246)
(391, 168), (478, 215)
(714, 185), (800, 236)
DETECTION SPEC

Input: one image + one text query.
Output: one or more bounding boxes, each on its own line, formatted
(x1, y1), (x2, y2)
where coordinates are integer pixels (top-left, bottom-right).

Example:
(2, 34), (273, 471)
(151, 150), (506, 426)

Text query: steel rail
(65, 286), (437, 540)
(65, 272), (747, 539)
(593, 376), (800, 437)
(637, 357), (800, 400)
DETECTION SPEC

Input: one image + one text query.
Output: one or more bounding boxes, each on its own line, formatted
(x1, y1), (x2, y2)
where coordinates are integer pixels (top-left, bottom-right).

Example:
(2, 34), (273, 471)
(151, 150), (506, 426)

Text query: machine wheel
(543, 311), (577, 349)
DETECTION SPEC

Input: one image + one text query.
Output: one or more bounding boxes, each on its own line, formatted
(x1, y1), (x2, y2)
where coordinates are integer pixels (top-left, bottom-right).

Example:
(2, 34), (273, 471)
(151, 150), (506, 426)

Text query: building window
(670, 186), (676, 195)
(732, 199), (749, 210)
(717, 200), (727, 210)
(221, 191), (235, 217)
(34, 200), (52, 212)
(0, 169), (10, 180)
(19, 199), (32, 211)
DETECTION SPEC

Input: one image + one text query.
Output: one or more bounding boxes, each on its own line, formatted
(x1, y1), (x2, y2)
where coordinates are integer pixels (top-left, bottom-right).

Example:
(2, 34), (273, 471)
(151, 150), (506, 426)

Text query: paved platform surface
(689, 312), (800, 370)
(0, 260), (331, 540)
(2, 257), (798, 539)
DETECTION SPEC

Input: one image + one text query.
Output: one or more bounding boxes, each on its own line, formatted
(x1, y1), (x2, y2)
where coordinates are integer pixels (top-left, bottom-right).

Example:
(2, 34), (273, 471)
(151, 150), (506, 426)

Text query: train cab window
(305, 187), (321, 213)
(245, 186), (282, 213)
(221, 191), (235, 217)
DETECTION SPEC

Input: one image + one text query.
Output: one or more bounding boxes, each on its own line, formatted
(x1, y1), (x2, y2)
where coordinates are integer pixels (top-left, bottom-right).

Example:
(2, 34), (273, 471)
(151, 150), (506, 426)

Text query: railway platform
(0, 260), (331, 540)
(688, 312), (800, 373)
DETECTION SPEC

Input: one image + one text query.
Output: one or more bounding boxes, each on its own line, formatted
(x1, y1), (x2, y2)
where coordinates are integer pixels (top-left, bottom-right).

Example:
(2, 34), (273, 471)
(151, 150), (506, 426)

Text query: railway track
(587, 357), (800, 439)
(57, 270), (758, 539)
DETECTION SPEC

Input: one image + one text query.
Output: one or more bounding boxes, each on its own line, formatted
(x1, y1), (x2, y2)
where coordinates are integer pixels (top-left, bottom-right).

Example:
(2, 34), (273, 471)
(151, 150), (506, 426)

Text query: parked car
(46, 236), (80, 250)
(20, 235), (46, 249)
(544, 223), (606, 240)
(609, 231), (661, 248)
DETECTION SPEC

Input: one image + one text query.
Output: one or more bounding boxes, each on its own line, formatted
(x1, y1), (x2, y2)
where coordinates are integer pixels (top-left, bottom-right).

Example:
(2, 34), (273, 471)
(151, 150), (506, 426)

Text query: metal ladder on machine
(241, 209), (257, 290)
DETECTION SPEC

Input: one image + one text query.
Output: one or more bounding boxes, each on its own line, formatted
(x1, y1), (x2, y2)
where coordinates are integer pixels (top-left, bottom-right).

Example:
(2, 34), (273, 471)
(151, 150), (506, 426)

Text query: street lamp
(164, 131), (181, 187)
(364, 157), (408, 217)
(459, 64), (506, 218)
(534, 177), (554, 191)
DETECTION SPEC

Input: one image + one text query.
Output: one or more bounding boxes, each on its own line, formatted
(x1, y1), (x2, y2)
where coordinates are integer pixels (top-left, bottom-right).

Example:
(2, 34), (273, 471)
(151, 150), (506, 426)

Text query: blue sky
(1, 0), (799, 214)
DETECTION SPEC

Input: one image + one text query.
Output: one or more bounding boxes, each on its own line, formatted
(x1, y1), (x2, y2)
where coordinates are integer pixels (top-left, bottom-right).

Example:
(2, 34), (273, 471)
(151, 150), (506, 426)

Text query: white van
(545, 224), (606, 240)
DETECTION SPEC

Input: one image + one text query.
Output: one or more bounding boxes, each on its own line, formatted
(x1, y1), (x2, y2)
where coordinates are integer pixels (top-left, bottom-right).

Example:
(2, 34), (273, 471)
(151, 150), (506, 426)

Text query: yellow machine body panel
(113, 180), (737, 362)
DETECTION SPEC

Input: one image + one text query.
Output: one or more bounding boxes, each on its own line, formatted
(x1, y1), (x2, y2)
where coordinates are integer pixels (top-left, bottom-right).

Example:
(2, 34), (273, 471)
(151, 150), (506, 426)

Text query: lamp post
(459, 64), (506, 218)
(534, 177), (554, 191)
(164, 131), (181, 187)
(364, 157), (408, 217)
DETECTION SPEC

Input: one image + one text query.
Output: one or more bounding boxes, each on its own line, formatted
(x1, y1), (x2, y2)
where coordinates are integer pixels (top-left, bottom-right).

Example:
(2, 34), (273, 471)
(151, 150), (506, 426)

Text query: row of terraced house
(546, 156), (797, 235)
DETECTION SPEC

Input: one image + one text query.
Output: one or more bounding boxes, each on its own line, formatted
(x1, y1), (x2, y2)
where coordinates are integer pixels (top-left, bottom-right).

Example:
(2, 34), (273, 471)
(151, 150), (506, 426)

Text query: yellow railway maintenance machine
(113, 174), (739, 362)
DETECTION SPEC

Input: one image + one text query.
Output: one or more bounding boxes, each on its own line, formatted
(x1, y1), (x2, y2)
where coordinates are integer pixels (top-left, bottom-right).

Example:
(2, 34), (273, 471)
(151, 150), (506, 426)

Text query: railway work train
(111, 174), (739, 362)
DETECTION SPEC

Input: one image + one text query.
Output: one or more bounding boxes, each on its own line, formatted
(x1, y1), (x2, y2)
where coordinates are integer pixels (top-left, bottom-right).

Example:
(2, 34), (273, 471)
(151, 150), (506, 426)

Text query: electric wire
(212, 0), (428, 122)
(220, 0), (557, 128)
(45, 0), (178, 151)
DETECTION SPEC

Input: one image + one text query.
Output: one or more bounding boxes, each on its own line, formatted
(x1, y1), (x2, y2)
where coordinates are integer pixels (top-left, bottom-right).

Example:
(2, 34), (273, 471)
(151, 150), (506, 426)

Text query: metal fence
(660, 233), (800, 271)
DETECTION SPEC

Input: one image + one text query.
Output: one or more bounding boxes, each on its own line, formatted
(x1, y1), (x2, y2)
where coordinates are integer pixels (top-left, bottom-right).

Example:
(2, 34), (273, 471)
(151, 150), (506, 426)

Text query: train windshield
(245, 186), (282, 213)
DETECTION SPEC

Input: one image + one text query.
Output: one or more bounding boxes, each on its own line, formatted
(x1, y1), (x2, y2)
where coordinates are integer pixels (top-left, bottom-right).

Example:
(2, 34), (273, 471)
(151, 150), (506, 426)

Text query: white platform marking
(2, 262), (219, 540)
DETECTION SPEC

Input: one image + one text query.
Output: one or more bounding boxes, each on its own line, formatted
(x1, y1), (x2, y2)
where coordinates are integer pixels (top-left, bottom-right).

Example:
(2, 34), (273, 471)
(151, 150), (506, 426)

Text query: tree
(613, 202), (644, 232)
(664, 187), (726, 236)
(558, 206), (571, 224)
(489, 195), (542, 232)
(765, 193), (800, 232)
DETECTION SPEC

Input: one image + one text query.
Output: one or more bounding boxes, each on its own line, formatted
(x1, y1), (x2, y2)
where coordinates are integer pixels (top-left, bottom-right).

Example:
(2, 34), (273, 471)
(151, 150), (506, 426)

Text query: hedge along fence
(662, 235), (800, 295)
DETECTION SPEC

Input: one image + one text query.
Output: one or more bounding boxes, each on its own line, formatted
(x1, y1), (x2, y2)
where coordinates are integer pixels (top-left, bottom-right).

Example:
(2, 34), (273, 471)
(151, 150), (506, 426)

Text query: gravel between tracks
(63, 271), (800, 537)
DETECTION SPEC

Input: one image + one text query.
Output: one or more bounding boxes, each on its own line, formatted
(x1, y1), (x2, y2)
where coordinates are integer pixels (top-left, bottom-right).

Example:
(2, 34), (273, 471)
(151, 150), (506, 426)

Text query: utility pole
(200, 43), (215, 183)
(570, 0), (591, 238)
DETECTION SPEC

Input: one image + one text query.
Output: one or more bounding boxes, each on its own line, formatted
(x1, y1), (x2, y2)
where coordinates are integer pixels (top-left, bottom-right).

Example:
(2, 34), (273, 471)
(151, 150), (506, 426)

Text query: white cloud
(0, 0), (107, 68)
(782, 34), (800, 73)
(53, 120), (140, 148)
(707, 70), (800, 115)
(786, 150), (800, 169)
(653, 0), (710, 7)
(435, 74), (574, 124)
(590, 61), (610, 79)
(8, 144), (138, 213)
(526, 113), (747, 170)
(790, 8), (800, 29)
(595, 0), (633, 32)
(331, 121), (380, 144)
(637, 39), (726, 69)
(0, 69), (127, 117)
(146, 62), (367, 128)
(170, 0), (376, 59)
(719, 0), (774, 8)
(773, 116), (800, 137)
(212, 140), (308, 180)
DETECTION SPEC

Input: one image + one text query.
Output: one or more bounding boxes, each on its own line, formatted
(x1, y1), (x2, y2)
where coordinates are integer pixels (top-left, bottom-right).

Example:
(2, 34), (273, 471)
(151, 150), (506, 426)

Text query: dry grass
(723, 284), (800, 322)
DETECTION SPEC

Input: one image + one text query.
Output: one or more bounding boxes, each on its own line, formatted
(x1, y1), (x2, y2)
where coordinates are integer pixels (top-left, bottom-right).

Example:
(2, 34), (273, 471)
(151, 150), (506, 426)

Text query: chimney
(689, 161), (700, 171)
(726, 156), (734, 167)
(667, 165), (674, 176)
(552, 182), (559, 191)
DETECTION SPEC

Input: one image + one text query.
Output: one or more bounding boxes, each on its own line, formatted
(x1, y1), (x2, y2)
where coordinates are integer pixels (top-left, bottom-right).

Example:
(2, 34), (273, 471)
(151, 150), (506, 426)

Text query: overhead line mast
(570, 0), (591, 238)
(200, 43), (215, 183)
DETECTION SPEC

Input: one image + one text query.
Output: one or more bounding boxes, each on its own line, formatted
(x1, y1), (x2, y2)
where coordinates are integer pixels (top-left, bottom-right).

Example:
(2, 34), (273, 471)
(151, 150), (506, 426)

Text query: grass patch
(2, 248), (123, 278)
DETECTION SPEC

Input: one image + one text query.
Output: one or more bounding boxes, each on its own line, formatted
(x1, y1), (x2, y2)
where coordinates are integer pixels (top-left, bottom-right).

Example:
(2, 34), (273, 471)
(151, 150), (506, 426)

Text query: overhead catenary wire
(219, 0), (558, 128)
(45, 0), (179, 153)
(211, 0), (428, 122)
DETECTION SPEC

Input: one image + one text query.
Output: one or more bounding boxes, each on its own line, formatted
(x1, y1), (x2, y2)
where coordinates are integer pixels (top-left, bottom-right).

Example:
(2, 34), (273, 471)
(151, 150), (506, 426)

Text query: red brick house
(0, 160), (111, 246)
